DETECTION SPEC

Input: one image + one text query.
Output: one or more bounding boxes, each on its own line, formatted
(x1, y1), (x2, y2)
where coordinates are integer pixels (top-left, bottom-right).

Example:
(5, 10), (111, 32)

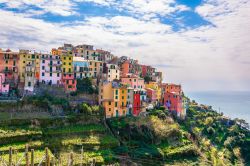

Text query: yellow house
(102, 100), (115, 118)
(119, 86), (127, 116)
(88, 60), (103, 78)
(99, 81), (127, 118)
(18, 50), (40, 83)
(145, 81), (162, 102)
(61, 52), (73, 73)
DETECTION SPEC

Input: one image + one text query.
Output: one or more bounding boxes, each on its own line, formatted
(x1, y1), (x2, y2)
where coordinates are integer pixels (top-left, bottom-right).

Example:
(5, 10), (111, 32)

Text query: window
(23, 61), (25, 63)
(109, 101), (111, 105)
(109, 108), (111, 112)
(115, 96), (118, 99)
(5, 60), (8, 64)
(42, 66), (45, 70)
(42, 72), (45, 76)
(28, 82), (31, 87)
(57, 73), (60, 77)
(115, 102), (118, 107)
(115, 90), (118, 95)
(122, 96), (124, 99)
(134, 79), (136, 82)
(50, 73), (52, 77)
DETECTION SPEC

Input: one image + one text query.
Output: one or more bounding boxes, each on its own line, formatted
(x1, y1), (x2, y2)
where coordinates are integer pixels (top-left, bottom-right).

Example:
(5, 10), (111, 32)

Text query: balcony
(45, 69), (61, 73)
(25, 66), (35, 72)
(3, 69), (13, 73)
(48, 63), (61, 67)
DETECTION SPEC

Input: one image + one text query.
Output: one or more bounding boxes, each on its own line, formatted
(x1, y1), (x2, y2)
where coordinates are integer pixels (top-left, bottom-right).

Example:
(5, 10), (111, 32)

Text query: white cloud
(0, 0), (76, 16)
(0, 0), (249, 91)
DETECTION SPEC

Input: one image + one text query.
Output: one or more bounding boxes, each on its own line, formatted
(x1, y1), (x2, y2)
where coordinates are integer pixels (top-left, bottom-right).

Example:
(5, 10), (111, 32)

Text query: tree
(81, 103), (92, 114)
(144, 75), (151, 83)
(76, 78), (96, 94)
(207, 126), (215, 135)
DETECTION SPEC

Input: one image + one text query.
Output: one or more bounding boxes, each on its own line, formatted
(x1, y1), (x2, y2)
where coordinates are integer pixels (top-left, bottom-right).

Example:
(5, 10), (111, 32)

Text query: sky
(0, 0), (249, 92)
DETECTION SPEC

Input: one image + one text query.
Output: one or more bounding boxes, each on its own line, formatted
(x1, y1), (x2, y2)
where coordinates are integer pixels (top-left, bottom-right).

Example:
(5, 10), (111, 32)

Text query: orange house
(0, 49), (19, 87)
(120, 60), (130, 76)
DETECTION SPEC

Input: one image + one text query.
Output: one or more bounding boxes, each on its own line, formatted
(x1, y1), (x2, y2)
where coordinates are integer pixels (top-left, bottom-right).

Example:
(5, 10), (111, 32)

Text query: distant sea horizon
(186, 91), (250, 124)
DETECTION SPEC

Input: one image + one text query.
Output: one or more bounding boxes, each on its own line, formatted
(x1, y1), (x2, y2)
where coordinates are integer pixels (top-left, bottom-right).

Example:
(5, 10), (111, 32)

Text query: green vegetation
(107, 109), (201, 165)
(76, 78), (98, 94)
(45, 124), (106, 135)
(0, 114), (119, 165)
(178, 103), (250, 165)
(0, 97), (249, 165)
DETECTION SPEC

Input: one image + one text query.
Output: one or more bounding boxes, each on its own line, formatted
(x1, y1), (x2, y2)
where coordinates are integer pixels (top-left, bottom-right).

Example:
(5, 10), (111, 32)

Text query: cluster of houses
(0, 44), (187, 118)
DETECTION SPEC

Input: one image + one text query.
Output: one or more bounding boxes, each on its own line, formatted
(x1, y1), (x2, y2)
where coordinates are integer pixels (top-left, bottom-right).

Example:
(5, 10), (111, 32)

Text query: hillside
(0, 96), (249, 165)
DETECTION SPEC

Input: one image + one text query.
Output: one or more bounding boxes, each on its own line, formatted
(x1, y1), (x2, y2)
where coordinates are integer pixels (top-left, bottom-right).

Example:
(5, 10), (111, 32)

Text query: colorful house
(18, 50), (40, 92)
(145, 81), (161, 103)
(119, 85), (128, 116)
(40, 54), (62, 85)
(103, 63), (120, 82)
(73, 57), (89, 79)
(61, 52), (76, 92)
(126, 87), (134, 115)
(163, 92), (183, 117)
(146, 88), (157, 103)
(121, 74), (145, 90)
(96, 49), (114, 63)
(133, 90), (141, 116)
(0, 49), (19, 88)
(0, 73), (10, 94)
(120, 60), (130, 76)
(24, 63), (36, 92)
(99, 81), (131, 118)
(18, 50), (40, 83)
(88, 60), (103, 78)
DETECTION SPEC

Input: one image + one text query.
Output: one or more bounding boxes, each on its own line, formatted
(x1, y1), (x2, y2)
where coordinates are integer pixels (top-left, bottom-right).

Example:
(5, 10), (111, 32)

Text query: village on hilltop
(0, 44), (187, 118)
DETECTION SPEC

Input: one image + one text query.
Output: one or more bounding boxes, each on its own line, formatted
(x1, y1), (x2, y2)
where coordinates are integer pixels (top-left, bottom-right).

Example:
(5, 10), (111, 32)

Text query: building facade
(40, 54), (62, 85)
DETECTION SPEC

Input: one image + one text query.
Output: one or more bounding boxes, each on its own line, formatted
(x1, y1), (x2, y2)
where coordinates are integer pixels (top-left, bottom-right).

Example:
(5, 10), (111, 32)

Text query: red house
(62, 73), (76, 92)
(163, 92), (183, 116)
(141, 65), (148, 78)
(133, 91), (141, 116)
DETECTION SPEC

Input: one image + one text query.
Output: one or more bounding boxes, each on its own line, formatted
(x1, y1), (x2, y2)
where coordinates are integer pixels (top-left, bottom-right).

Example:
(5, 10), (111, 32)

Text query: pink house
(0, 73), (10, 94)
(121, 74), (145, 90)
(163, 92), (183, 117)
(62, 73), (76, 91)
(146, 88), (157, 103)
(40, 54), (62, 85)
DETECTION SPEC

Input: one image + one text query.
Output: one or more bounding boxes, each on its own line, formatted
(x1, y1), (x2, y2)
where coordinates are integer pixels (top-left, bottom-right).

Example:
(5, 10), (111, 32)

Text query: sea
(186, 91), (250, 124)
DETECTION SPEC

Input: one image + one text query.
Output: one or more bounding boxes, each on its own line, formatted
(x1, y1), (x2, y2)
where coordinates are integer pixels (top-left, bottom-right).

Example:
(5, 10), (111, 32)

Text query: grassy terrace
(1, 149), (54, 165)
(0, 115), (120, 165)
(45, 124), (106, 135)
(62, 135), (119, 148)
